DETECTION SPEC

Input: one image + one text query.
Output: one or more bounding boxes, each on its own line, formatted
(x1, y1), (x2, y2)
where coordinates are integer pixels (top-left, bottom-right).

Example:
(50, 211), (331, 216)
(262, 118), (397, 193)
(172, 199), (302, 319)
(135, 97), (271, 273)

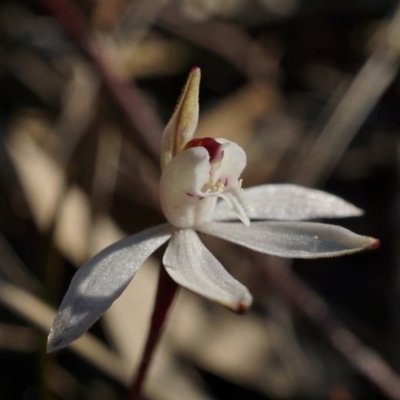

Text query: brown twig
(0, 232), (42, 294)
(257, 255), (400, 400)
(40, 0), (163, 161)
(38, 3), (173, 399)
(157, 3), (279, 82)
(287, 4), (400, 187)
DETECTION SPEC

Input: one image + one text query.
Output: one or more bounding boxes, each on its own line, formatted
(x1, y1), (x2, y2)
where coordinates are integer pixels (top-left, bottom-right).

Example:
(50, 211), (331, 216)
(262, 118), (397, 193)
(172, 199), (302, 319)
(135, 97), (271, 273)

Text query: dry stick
(274, 5), (400, 397)
(288, 52), (398, 187)
(119, 0), (167, 41)
(0, 280), (130, 384)
(287, 4), (400, 187)
(91, 126), (122, 215)
(41, 0), (163, 161)
(0, 232), (42, 294)
(258, 256), (400, 400)
(158, 3), (276, 80)
(128, 266), (178, 400)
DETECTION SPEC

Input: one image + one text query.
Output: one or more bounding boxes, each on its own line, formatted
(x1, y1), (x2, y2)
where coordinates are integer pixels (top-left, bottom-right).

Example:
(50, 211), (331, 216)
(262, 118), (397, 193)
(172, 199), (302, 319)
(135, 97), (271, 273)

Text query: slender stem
(128, 266), (178, 400)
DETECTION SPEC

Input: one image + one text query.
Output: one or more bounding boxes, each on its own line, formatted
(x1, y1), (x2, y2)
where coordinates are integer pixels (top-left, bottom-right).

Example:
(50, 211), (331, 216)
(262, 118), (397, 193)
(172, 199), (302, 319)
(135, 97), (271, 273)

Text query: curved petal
(218, 188), (250, 227)
(213, 138), (246, 186)
(213, 184), (363, 221)
(47, 224), (173, 352)
(196, 221), (379, 258)
(163, 229), (252, 312)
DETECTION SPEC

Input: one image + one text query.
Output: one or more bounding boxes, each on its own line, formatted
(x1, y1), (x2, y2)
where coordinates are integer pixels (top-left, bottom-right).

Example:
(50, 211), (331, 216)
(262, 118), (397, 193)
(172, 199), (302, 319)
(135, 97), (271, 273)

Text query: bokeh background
(0, 0), (399, 399)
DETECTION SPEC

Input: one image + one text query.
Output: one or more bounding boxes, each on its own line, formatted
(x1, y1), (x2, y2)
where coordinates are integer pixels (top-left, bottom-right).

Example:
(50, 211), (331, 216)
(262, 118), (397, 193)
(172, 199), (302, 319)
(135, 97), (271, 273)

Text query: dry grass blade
(0, 280), (129, 385)
(106, 260), (210, 400)
(41, 0), (164, 160)
(158, 3), (278, 79)
(0, 232), (42, 294)
(287, 5), (400, 186)
(54, 60), (100, 164)
(259, 256), (400, 400)
(6, 126), (65, 232)
(0, 323), (36, 352)
(91, 126), (122, 214)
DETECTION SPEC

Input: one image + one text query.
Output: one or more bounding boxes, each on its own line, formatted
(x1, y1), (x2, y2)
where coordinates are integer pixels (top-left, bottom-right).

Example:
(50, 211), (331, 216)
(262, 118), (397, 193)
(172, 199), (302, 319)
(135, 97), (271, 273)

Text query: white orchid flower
(47, 68), (378, 352)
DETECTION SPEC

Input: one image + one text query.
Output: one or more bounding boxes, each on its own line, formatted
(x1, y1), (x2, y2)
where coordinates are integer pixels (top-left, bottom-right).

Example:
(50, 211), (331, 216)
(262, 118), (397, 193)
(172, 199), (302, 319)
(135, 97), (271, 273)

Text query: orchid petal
(163, 229), (252, 312)
(160, 146), (217, 228)
(47, 224), (172, 352)
(197, 221), (378, 258)
(161, 67), (201, 169)
(213, 184), (363, 221)
(218, 189), (250, 227)
(213, 138), (246, 185)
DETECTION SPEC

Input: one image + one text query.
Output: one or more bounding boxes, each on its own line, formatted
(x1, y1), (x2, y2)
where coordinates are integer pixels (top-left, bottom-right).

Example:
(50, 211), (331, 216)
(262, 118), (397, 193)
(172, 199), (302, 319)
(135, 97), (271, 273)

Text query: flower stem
(128, 266), (178, 400)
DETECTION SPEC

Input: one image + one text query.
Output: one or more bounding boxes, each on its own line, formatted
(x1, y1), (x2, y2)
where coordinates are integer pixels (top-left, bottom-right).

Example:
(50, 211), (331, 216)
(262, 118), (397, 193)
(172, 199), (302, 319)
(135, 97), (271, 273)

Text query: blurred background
(0, 0), (399, 399)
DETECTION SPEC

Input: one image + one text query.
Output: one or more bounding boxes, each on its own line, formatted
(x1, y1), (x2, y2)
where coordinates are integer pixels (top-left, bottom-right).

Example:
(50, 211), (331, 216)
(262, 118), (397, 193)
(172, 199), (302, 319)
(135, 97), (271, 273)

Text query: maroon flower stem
(40, 0), (163, 160)
(128, 265), (178, 400)
(258, 255), (400, 400)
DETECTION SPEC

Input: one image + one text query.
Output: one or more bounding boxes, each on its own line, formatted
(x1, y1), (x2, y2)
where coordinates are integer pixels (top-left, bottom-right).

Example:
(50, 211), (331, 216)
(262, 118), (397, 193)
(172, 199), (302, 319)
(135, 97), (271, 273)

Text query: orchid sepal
(213, 184), (364, 221)
(196, 221), (379, 259)
(47, 224), (172, 352)
(163, 228), (252, 312)
(160, 67), (201, 170)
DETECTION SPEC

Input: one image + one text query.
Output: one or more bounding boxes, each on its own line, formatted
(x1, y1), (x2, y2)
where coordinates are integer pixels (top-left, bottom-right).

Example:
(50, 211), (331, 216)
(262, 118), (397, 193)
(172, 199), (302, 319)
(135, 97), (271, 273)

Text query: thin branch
(287, 3), (400, 186)
(158, 3), (279, 82)
(40, 0), (163, 160)
(0, 280), (130, 384)
(256, 255), (400, 400)
(0, 232), (42, 294)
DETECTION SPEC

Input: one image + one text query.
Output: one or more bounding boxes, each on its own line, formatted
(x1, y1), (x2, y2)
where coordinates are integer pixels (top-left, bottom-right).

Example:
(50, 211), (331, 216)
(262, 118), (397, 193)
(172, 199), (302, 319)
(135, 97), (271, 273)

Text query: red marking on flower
(234, 302), (250, 314)
(368, 239), (381, 250)
(184, 137), (224, 163)
(186, 192), (204, 200)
